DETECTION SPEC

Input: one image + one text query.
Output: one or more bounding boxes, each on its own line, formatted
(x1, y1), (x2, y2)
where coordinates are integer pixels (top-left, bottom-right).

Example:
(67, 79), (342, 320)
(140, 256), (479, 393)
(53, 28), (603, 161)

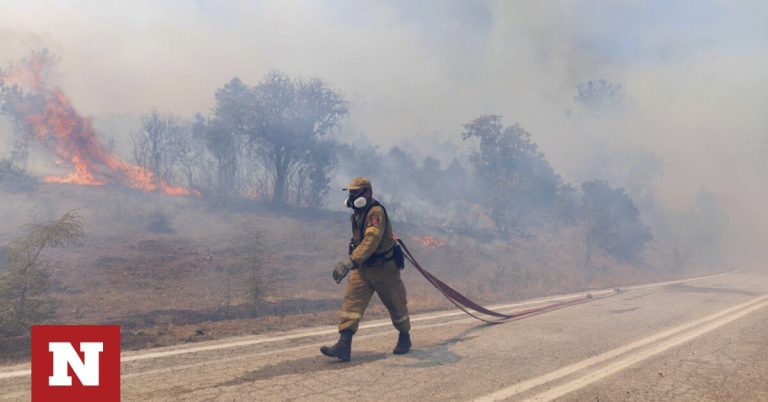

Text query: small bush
(147, 211), (174, 233)
(0, 159), (38, 193)
(0, 211), (84, 336)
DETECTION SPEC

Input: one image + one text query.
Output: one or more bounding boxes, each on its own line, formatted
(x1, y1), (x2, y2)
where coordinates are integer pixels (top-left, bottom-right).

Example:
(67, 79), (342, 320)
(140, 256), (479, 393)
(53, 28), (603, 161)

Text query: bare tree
(221, 264), (238, 320)
(131, 109), (188, 187)
(171, 113), (212, 191)
(244, 232), (264, 317)
(218, 232), (265, 319)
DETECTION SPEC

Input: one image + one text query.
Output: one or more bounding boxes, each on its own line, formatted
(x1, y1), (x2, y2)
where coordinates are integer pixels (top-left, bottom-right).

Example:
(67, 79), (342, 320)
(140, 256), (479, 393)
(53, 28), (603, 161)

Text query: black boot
(393, 331), (411, 355)
(320, 329), (353, 361)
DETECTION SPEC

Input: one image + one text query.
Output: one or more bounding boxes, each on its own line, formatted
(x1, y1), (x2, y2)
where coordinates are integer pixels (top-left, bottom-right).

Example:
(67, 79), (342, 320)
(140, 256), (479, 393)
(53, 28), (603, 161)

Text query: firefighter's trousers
(338, 260), (410, 333)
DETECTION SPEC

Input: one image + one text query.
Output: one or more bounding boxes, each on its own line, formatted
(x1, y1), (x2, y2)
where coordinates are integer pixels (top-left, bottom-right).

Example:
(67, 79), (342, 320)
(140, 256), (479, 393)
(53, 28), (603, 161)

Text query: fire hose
(397, 239), (618, 324)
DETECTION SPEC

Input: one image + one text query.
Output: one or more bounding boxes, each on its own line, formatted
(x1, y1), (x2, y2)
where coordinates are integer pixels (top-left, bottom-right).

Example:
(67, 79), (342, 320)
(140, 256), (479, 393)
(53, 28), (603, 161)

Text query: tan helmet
(343, 177), (372, 192)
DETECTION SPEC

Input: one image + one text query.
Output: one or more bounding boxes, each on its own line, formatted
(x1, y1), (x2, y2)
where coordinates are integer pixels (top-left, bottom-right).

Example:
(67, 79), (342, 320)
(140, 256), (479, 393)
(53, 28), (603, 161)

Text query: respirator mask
(345, 190), (368, 209)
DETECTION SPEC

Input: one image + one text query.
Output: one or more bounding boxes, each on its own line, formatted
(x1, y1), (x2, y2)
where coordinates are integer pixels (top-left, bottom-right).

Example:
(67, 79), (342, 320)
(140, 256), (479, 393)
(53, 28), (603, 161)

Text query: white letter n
(48, 342), (103, 386)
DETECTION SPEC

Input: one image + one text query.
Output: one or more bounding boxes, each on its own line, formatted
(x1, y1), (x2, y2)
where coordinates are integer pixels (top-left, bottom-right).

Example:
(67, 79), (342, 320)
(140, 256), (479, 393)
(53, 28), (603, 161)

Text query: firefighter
(321, 177), (411, 361)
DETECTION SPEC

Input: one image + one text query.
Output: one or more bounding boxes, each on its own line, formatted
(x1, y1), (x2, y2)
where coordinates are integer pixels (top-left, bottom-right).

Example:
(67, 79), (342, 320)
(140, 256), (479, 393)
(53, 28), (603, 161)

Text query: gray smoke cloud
(1, 1), (767, 265)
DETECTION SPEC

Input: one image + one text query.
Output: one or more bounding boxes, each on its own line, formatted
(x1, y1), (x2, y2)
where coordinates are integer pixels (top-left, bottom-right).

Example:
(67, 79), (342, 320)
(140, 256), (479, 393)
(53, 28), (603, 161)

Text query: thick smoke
(1, 1), (767, 267)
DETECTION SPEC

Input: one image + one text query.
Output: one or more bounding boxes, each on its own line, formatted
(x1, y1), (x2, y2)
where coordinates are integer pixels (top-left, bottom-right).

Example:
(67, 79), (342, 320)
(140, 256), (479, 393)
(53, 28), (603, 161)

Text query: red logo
(31, 325), (121, 402)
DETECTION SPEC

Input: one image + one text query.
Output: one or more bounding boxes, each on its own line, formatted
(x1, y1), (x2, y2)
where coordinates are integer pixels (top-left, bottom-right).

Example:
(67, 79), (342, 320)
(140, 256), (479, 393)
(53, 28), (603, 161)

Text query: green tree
(461, 115), (560, 234)
(206, 79), (250, 197)
(574, 79), (624, 116)
(581, 180), (652, 265)
(0, 211), (83, 336)
(206, 73), (347, 206)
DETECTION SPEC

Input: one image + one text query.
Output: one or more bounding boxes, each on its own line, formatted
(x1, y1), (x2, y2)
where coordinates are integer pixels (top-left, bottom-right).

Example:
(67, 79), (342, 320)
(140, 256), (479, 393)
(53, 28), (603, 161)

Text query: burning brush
(413, 235), (447, 248)
(0, 50), (192, 196)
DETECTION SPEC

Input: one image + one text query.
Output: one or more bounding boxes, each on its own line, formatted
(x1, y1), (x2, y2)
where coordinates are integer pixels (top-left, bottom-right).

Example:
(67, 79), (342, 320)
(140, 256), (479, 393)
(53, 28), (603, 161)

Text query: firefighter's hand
(333, 257), (355, 284)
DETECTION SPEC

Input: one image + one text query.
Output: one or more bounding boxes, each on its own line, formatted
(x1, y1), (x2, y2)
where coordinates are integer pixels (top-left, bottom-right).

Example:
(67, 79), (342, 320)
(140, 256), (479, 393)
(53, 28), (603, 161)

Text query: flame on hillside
(1, 51), (191, 196)
(414, 235), (446, 248)
(244, 184), (262, 201)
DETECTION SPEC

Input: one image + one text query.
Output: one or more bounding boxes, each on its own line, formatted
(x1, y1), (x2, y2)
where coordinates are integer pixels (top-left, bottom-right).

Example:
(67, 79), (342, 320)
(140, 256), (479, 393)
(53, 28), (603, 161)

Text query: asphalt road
(2, 271), (768, 401)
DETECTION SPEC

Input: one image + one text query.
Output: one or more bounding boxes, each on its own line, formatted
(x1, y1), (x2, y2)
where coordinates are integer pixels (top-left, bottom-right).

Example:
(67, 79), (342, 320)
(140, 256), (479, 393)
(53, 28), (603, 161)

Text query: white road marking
(0, 271), (731, 381)
(0, 370), (29, 381)
(525, 296), (768, 401)
(0, 295), (564, 381)
(122, 313), (483, 379)
(118, 271), (728, 362)
(118, 294), (608, 363)
(472, 293), (768, 402)
(0, 390), (26, 401)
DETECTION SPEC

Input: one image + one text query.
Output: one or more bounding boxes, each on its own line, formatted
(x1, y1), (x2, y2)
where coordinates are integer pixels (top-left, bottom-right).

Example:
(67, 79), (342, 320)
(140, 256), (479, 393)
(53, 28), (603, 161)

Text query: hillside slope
(0, 184), (712, 361)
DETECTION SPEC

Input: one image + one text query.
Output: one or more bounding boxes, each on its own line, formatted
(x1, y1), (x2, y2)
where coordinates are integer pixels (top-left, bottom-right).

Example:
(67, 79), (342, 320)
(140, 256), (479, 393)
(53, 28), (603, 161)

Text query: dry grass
(0, 183), (714, 363)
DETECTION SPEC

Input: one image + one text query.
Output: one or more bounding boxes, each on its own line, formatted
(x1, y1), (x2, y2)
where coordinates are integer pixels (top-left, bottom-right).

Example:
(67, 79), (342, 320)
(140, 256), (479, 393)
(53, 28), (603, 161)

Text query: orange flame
(244, 184), (261, 201)
(414, 235), (446, 248)
(3, 51), (192, 196)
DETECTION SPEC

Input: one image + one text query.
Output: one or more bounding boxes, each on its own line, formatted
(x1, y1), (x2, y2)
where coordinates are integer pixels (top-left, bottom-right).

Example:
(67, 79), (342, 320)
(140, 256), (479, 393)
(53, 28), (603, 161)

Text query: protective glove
(333, 257), (355, 284)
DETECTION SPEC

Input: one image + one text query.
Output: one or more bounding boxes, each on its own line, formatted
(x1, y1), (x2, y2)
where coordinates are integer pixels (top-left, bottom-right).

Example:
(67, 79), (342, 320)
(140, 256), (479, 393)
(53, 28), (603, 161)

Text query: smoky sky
(2, 1), (768, 262)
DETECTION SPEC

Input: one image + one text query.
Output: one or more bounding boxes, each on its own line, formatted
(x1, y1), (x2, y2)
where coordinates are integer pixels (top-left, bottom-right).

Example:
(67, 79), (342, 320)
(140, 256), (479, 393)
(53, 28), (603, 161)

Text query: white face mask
(345, 195), (368, 209)
(353, 196), (367, 209)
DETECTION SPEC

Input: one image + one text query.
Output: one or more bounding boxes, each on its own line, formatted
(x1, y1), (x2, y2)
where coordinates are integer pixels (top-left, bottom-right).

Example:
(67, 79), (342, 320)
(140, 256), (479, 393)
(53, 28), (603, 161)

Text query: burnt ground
(0, 184), (715, 363)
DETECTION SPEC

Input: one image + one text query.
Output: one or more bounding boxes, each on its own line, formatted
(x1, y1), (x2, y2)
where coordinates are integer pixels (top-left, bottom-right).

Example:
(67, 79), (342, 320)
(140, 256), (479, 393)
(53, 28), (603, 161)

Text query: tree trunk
(271, 149), (290, 205)
(17, 285), (28, 322)
(585, 230), (592, 269)
(272, 169), (285, 205)
(251, 261), (259, 318)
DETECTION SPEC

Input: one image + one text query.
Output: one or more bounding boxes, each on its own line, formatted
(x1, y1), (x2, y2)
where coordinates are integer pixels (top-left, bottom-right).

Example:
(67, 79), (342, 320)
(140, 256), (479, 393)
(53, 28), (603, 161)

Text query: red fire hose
(397, 239), (617, 324)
